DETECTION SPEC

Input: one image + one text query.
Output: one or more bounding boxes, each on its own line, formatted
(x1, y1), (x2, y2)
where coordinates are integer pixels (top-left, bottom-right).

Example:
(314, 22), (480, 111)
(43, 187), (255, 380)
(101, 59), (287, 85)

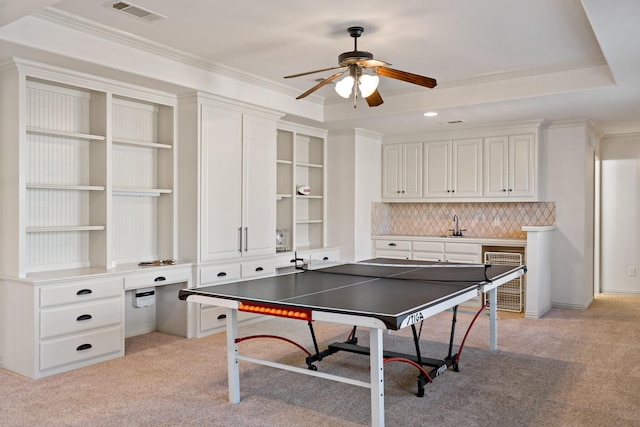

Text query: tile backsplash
(371, 202), (555, 239)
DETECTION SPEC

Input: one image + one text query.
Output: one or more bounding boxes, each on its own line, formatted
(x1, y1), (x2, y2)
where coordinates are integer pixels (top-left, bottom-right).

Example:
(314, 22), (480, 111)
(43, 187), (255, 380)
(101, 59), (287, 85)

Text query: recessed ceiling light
(423, 112), (438, 117)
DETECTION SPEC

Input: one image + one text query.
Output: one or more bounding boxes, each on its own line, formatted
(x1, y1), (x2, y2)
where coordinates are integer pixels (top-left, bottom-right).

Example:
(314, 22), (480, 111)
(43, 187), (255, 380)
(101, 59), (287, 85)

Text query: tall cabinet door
(382, 144), (403, 198)
(483, 136), (509, 197)
(402, 142), (423, 198)
(452, 138), (482, 198)
(508, 134), (535, 197)
(242, 114), (276, 257)
(200, 103), (243, 262)
(424, 140), (451, 197)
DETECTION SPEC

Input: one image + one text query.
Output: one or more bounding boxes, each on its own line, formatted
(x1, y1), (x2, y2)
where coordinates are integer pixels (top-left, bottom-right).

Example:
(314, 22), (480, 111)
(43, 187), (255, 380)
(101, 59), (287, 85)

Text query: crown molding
(33, 7), (319, 102)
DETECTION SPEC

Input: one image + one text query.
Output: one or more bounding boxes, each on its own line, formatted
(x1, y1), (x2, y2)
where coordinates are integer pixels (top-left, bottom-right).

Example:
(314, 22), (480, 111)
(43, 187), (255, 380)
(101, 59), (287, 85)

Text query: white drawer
(40, 298), (122, 339)
(375, 249), (411, 260)
(124, 267), (192, 290)
(413, 241), (444, 252)
(274, 252), (298, 268)
(199, 306), (258, 334)
(200, 263), (241, 285)
(444, 242), (480, 254)
(40, 325), (123, 371)
(374, 239), (411, 251)
(40, 278), (122, 308)
(306, 248), (341, 262)
(242, 258), (276, 278)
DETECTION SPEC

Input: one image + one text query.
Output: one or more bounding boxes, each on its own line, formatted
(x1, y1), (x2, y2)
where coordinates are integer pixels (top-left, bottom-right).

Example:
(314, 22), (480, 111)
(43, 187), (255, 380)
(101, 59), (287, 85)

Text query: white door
(452, 138), (482, 198)
(483, 136), (509, 197)
(200, 103), (243, 262)
(424, 140), (451, 198)
(242, 114), (276, 257)
(403, 142), (423, 198)
(382, 144), (403, 198)
(509, 134), (535, 197)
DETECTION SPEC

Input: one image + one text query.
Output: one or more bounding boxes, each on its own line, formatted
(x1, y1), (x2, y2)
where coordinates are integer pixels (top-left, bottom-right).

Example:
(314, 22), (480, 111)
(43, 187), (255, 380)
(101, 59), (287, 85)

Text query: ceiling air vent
(106, 1), (167, 23)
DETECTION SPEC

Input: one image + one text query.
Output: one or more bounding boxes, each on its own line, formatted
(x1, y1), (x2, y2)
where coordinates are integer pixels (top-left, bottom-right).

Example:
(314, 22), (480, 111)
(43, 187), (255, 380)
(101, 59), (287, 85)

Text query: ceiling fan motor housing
(339, 50), (374, 66)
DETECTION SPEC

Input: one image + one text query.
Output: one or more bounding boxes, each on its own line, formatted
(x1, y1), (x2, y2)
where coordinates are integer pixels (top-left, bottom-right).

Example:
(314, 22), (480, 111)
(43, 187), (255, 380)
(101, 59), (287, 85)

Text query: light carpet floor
(1, 293), (639, 426)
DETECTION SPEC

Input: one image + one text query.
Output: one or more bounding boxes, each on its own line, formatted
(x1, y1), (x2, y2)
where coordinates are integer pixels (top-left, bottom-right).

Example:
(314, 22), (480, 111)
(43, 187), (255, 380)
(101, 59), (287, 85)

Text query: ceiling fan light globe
(358, 75), (379, 98)
(335, 75), (355, 98)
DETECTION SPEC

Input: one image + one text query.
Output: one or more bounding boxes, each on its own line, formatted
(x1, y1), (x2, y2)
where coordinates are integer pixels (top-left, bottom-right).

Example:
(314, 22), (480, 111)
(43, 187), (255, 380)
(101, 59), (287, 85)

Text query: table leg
(226, 308), (240, 403)
(489, 288), (498, 350)
(369, 327), (385, 427)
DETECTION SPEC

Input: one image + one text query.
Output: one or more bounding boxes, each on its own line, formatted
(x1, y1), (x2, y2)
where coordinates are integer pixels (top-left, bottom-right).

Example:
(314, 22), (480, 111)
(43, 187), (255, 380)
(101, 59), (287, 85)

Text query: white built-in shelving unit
(276, 122), (328, 251)
(1, 61), (177, 277)
(0, 59), (188, 379)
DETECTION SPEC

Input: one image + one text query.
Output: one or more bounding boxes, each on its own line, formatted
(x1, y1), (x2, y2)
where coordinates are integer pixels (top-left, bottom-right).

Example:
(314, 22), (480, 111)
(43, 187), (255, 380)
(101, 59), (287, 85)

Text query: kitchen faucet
(450, 215), (466, 237)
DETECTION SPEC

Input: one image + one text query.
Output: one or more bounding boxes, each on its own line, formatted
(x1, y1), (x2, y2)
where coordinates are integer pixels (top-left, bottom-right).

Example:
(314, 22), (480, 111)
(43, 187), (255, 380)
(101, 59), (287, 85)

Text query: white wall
(599, 133), (640, 293)
(327, 129), (381, 262)
(544, 122), (596, 308)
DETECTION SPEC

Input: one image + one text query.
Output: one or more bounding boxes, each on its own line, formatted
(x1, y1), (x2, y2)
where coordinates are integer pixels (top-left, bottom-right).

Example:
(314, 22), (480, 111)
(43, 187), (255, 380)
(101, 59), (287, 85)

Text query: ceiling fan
(284, 26), (437, 107)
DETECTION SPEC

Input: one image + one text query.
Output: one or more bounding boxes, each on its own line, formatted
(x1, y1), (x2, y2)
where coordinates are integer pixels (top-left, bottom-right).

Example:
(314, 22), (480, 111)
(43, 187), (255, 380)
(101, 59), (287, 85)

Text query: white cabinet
(484, 134), (535, 198)
(196, 258), (275, 336)
(180, 94), (282, 263)
(411, 240), (480, 263)
(276, 122), (328, 251)
(374, 239), (412, 259)
(382, 143), (422, 198)
(423, 139), (482, 199)
(412, 241), (444, 261)
(2, 276), (124, 379)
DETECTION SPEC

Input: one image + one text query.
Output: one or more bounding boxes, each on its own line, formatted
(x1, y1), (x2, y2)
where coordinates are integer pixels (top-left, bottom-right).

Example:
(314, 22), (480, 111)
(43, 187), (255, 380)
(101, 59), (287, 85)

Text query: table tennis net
(304, 260), (496, 284)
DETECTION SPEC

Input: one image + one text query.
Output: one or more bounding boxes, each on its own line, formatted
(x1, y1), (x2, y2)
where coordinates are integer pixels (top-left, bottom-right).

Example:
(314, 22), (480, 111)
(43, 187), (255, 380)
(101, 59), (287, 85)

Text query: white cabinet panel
(199, 103), (278, 262)
(382, 143), (422, 198)
(200, 103), (244, 262)
(484, 134), (535, 198)
(424, 139), (482, 199)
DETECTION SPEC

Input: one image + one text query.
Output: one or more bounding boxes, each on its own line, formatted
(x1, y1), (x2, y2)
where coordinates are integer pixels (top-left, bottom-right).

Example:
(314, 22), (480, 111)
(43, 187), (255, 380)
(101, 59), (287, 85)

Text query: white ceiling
(1, 0), (639, 136)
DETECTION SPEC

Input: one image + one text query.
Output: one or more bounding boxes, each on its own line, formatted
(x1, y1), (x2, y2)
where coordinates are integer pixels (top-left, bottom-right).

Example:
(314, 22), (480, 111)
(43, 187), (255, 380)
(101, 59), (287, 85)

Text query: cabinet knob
(502, 189), (507, 192)
(76, 343), (92, 351)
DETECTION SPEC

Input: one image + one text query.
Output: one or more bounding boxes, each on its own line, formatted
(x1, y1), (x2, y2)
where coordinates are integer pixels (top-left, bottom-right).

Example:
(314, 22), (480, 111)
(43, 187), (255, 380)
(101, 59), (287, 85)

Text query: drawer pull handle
(323, 257), (329, 260)
(255, 267), (263, 272)
(76, 314), (92, 321)
(388, 243), (397, 247)
(217, 314), (226, 320)
(76, 343), (92, 351)
(76, 289), (92, 296)
(217, 272), (227, 277)
(154, 276), (166, 282)
(290, 259), (296, 263)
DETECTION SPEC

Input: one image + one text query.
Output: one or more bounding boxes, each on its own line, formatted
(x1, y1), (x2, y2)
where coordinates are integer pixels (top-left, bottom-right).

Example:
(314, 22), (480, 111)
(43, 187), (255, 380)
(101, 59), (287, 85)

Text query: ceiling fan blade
(366, 89), (384, 107)
(295, 71), (346, 99)
(376, 67), (437, 88)
(284, 66), (346, 79)
(359, 58), (391, 68)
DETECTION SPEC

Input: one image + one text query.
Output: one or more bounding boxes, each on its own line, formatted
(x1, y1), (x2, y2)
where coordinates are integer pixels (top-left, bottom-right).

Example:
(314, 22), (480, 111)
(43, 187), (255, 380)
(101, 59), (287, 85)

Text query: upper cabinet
(276, 122), (328, 252)
(178, 93), (283, 265)
(381, 122), (542, 202)
(0, 60), (177, 278)
(382, 142), (422, 198)
(483, 134), (535, 198)
(423, 138), (482, 199)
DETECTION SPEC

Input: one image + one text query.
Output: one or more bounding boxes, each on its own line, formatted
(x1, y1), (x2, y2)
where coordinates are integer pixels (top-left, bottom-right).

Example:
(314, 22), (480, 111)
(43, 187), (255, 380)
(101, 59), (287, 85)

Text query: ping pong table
(179, 258), (526, 426)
